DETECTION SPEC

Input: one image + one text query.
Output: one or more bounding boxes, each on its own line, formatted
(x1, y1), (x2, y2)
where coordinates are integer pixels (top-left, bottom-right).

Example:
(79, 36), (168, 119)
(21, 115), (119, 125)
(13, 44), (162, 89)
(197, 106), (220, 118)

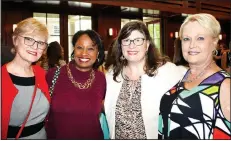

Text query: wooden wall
(80, 0), (231, 20)
(165, 16), (230, 60)
(165, 20), (182, 60)
(98, 14), (121, 50)
(1, 8), (32, 65)
(2, 0), (230, 63)
(1, 1), (140, 62)
(97, 6), (121, 51)
(1, 10), (32, 47)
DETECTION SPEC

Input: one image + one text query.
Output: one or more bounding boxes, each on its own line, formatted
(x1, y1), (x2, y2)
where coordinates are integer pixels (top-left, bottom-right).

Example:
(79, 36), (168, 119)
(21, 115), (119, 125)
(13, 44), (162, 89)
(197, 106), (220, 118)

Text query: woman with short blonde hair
(159, 13), (230, 139)
(2, 17), (50, 139)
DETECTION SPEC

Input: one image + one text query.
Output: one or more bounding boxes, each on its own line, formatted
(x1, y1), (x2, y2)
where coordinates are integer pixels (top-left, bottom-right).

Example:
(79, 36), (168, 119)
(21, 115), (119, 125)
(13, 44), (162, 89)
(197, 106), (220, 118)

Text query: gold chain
(66, 62), (95, 89)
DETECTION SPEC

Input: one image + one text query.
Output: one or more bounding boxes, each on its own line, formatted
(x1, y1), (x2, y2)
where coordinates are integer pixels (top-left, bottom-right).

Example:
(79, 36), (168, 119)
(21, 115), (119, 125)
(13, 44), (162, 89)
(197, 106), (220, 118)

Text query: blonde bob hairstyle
(179, 13), (221, 40)
(13, 17), (49, 41)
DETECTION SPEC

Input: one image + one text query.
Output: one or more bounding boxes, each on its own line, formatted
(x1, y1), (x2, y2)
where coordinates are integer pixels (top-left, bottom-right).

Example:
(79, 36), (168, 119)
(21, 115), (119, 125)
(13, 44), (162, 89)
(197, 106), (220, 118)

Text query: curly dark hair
(72, 30), (105, 69)
(112, 21), (169, 82)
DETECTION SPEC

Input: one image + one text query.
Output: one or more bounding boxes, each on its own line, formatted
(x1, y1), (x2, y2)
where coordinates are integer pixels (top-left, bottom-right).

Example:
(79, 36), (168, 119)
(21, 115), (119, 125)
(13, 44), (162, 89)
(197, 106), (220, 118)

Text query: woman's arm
(220, 78), (230, 121)
(214, 55), (222, 60)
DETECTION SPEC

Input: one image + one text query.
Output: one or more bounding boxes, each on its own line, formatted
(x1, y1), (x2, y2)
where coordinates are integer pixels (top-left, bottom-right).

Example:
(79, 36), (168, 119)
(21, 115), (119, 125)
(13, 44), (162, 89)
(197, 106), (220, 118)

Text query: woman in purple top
(46, 30), (106, 139)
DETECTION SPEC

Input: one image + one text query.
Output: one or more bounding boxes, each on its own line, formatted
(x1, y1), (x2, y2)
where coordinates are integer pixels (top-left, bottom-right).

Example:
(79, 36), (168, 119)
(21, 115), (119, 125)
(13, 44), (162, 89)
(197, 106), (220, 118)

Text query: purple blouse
(46, 61), (106, 139)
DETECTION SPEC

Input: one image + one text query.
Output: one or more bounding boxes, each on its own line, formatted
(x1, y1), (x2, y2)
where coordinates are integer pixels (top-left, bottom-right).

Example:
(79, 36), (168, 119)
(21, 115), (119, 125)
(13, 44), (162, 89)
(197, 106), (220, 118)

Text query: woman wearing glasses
(2, 18), (50, 139)
(104, 21), (187, 139)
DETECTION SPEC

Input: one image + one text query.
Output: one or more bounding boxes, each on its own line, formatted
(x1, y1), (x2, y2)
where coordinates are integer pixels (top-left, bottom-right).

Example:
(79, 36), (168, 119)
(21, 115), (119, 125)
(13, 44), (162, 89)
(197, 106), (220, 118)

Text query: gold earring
(120, 55), (125, 61)
(11, 48), (16, 54)
(213, 50), (218, 56)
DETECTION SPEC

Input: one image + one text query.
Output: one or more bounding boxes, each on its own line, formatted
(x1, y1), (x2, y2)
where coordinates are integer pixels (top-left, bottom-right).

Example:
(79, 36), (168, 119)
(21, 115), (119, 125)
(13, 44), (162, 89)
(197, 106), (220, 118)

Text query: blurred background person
(220, 43), (229, 54)
(46, 30), (106, 139)
(221, 41), (231, 73)
(104, 21), (187, 139)
(104, 39), (116, 71)
(37, 41), (66, 71)
(98, 39), (116, 74)
(37, 52), (48, 71)
(173, 37), (189, 71)
(213, 42), (222, 67)
(214, 43), (229, 68)
(2, 18), (50, 139)
(158, 13), (230, 139)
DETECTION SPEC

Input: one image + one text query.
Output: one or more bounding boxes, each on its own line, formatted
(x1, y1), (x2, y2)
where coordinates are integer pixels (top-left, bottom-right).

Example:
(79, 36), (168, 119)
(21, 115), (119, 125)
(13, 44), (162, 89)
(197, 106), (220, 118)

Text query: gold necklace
(182, 61), (215, 83)
(66, 62), (95, 89)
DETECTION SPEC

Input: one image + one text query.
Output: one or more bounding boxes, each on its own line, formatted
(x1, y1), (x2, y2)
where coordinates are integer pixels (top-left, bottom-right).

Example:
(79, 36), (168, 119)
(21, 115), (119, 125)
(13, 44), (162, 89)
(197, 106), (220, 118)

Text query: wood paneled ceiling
(75, 0), (231, 20)
(2, 0), (231, 20)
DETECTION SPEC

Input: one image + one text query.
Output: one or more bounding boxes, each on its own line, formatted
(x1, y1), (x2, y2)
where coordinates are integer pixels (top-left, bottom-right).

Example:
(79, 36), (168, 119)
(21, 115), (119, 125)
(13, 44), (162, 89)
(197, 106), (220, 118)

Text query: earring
(213, 49), (218, 56)
(97, 58), (100, 62)
(11, 48), (16, 54)
(145, 51), (148, 59)
(120, 55), (125, 61)
(71, 54), (74, 60)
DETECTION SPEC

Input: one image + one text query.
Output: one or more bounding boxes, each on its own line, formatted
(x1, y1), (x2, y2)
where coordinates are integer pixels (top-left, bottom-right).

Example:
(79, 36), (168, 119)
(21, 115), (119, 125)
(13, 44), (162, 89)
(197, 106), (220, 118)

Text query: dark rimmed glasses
(18, 35), (48, 50)
(121, 38), (146, 46)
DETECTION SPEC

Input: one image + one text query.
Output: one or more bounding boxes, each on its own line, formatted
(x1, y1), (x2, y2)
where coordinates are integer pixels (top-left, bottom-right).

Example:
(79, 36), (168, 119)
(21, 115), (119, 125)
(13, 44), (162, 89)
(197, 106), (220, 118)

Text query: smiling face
(121, 30), (149, 64)
(73, 34), (98, 72)
(13, 32), (47, 63)
(181, 21), (217, 66)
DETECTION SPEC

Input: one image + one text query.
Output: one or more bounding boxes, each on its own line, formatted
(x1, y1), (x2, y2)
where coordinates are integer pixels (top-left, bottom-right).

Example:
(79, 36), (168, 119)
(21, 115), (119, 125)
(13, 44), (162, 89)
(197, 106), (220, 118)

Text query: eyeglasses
(121, 38), (145, 46)
(18, 35), (48, 50)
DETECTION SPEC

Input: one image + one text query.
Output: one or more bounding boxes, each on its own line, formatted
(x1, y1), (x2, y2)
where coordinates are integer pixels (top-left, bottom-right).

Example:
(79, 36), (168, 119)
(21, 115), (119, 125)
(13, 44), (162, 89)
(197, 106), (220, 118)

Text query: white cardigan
(104, 62), (187, 139)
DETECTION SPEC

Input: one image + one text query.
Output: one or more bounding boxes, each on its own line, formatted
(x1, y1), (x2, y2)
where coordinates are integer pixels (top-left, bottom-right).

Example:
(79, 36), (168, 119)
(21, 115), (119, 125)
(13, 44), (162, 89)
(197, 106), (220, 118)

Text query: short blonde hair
(179, 13), (221, 40)
(13, 17), (49, 41)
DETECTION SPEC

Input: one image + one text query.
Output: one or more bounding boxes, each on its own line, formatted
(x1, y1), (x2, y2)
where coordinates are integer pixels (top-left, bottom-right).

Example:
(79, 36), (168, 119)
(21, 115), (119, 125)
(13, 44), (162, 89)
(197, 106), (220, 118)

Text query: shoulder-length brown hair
(112, 20), (169, 82)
